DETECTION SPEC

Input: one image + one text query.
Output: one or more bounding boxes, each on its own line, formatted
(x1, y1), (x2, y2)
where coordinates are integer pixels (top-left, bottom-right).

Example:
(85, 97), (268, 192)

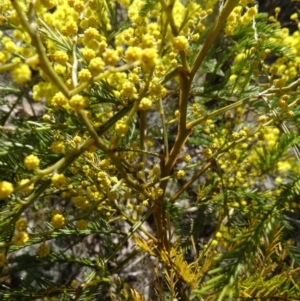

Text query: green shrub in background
(1, 0), (300, 300)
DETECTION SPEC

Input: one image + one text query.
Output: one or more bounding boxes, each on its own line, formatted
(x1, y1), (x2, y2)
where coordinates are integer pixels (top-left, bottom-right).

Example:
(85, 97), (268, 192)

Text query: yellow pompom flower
(51, 141), (65, 154)
(190, 33), (200, 42)
(141, 48), (158, 69)
(37, 243), (50, 257)
(290, 13), (298, 21)
(0, 181), (14, 199)
(172, 36), (189, 51)
(51, 92), (68, 107)
(0, 51), (9, 64)
(176, 170), (186, 179)
(202, 148), (212, 158)
(229, 74), (238, 82)
(4, 41), (16, 53)
(115, 120), (128, 136)
(139, 97), (152, 110)
(84, 27), (100, 40)
(241, 14), (252, 25)
(51, 213), (65, 229)
(182, 154), (191, 163)
(15, 219), (28, 232)
(51, 174), (67, 188)
(274, 7), (281, 14)
(103, 49), (120, 66)
(53, 50), (69, 64)
(11, 64), (31, 84)
(78, 69), (92, 82)
(62, 20), (78, 36)
(247, 6), (257, 17)
(149, 80), (166, 98)
(13, 231), (29, 246)
(125, 46), (142, 62)
(88, 57), (105, 76)
(120, 81), (137, 98)
(216, 231), (222, 239)
(54, 64), (66, 75)
(77, 219), (88, 230)
(72, 135), (82, 145)
(87, 15), (99, 27)
(69, 94), (89, 111)
(73, 0), (84, 12)
(81, 48), (96, 61)
(211, 239), (218, 247)
(24, 154), (40, 170)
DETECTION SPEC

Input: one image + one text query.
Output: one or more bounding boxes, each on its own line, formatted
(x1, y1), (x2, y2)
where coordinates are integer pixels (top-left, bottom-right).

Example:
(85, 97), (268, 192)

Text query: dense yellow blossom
(173, 36), (189, 51)
(37, 243), (50, 257)
(24, 154), (40, 170)
(11, 64), (32, 84)
(15, 219), (28, 232)
(51, 174), (67, 188)
(89, 57), (105, 75)
(51, 141), (65, 154)
(69, 95), (89, 111)
(77, 219), (88, 230)
(13, 231), (29, 246)
(125, 46), (143, 62)
(102, 49), (120, 66)
(0, 181), (14, 199)
(52, 92), (68, 107)
(139, 97), (152, 110)
(51, 213), (65, 229)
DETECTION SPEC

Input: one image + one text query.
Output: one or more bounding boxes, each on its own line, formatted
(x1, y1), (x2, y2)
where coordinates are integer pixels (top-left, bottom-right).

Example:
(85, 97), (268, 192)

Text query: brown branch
(190, 0), (240, 80)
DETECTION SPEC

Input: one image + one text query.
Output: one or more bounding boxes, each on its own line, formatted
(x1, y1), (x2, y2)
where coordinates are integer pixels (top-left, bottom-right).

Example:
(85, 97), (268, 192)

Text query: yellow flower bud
(0, 181), (14, 199)
(11, 64), (31, 84)
(51, 213), (65, 229)
(24, 154), (40, 170)
(13, 231), (29, 246)
(37, 243), (50, 257)
(172, 35), (189, 51)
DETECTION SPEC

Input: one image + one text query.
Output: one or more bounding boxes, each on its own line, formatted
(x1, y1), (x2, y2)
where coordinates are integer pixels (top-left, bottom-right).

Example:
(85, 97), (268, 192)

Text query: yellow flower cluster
(0, 0), (215, 128)
(51, 141), (65, 154)
(51, 213), (65, 229)
(115, 120), (128, 136)
(139, 97), (152, 111)
(77, 219), (88, 230)
(51, 174), (67, 188)
(69, 95), (89, 111)
(13, 231), (29, 246)
(15, 219), (28, 232)
(24, 154), (40, 170)
(11, 63), (32, 84)
(176, 170), (186, 179)
(53, 50), (69, 64)
(225, 4), (258, 35)
(72, 195), (90, 210)
(269, 29), (300, 79)
(37, 243), (50, 258)
(173, 36), (189, 52)
(0, 181), (14, 199)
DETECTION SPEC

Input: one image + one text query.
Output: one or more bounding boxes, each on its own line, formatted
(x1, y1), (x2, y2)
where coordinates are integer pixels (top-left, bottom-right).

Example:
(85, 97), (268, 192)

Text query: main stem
(153, 0), (240, 253)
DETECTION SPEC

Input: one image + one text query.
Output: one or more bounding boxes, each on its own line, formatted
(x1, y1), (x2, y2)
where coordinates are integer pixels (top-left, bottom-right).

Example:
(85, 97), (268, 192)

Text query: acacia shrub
(1, 0), (300, 300)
